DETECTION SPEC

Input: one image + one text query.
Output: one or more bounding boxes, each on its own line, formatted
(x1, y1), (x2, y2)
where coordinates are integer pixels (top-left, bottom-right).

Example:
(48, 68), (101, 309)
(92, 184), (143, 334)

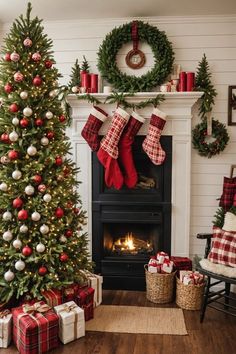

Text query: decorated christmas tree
(0, 3), (92, 302)
(68, 59), (81, 93)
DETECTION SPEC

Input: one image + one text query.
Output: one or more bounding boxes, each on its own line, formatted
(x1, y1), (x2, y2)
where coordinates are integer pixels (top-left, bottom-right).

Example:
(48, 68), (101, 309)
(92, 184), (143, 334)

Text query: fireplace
(92, 136), (172, 290)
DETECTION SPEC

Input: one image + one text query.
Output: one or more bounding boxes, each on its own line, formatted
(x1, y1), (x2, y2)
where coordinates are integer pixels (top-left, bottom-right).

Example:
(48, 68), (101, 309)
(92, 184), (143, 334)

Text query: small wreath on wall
(192, 118), (229, 158)
(97, 21), (174, 92)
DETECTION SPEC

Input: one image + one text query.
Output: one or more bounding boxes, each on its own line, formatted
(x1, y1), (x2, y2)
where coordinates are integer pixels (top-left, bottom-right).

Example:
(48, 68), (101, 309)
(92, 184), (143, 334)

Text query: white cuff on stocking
(91, 107), (107, 122)
(116, 107), (130, 121)
(131, 111), (145, 123)
(153, 108), (167, 120)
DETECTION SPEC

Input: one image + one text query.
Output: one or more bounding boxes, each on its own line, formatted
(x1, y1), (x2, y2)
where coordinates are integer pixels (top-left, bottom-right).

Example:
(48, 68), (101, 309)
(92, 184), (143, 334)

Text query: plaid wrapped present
(76, 287), (94, 321)
(0, 310), (12, 348)
(63, 284), (80, 303)
(54, 301), (85, 344)
(41, 288), (63, 307)
(83, 303), (94, 322)
(170, 256), (192, 275)
(12, 301), (59, 354)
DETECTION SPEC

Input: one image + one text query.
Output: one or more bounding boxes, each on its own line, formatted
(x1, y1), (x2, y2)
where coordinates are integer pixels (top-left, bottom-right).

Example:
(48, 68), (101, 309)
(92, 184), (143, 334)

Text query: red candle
(90, 74), (98, 93)
(81, 72), (90, 91)
(186, 72), (195, 91)
(179, 72), (186, 92)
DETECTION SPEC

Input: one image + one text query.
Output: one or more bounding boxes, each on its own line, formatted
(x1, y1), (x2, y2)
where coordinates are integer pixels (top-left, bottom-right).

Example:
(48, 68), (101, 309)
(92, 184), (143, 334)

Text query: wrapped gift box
(76, 287), (94, 308)
(170, 256), (192, 275)
(54, 301), (85, 344)
(83, 302), (94, 321)
(156, 251), (169, 264)
(63, 284), (80, 303)
(12, 301), (59, 354)
(161, 259), (174, 274)
(0, 310), (12, 348)
(82, 271), (103, 307)
(41, 288), (63, 307)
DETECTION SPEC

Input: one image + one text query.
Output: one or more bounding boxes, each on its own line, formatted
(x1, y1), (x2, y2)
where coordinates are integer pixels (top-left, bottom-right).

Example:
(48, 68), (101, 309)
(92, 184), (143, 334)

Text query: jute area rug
(86, 305), (187, 335)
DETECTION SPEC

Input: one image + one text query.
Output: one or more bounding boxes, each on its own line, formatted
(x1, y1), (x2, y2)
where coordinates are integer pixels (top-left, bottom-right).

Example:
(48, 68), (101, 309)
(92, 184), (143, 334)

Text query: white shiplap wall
(1, 15), (236, 259)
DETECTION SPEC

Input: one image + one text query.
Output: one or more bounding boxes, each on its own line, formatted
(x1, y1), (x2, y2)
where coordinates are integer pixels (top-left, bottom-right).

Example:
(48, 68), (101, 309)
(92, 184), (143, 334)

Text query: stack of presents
(0, 271), (103, 352)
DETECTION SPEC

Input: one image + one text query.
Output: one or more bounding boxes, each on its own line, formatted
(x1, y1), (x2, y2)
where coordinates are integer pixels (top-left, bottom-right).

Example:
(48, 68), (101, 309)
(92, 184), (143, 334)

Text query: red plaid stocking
(119, 112), (145, 188)
(81, 106), (108, 151)
(219, 177), (236, 211)
(142, 108), (167, 165)
(97, 107), (130, 189)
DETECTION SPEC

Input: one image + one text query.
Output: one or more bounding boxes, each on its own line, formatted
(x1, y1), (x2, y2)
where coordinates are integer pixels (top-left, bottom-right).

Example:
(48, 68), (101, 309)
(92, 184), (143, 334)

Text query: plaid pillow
(208, 226), (236, 268)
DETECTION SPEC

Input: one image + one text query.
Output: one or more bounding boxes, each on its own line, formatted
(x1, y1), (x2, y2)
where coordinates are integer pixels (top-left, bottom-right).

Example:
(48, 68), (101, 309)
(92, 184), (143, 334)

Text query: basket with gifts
(145, 252), (176, 304)
(176, 270), (206, 310)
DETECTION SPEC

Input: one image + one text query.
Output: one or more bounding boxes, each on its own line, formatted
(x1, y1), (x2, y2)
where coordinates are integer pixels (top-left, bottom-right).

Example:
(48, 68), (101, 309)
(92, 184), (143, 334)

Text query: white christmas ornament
(31, 211), (41, 221)
(41, 137), (49, 146)
(20, 91), (28, 100)
(59, 235), (67, 243)
(23, 107), (33, 117)
(9, 131), (19, 142)
(71, 86), (79, 93)
(0, 182), (8, 191)
(12, 117), (20, 126)
(32, 52), (41, 61)
(4, 270), (15, 282)
(36, 243), (46, 253)
(45, 111), (53, 119)
(3, 211), (12, 221)
(3, 230), (13, 241)
(49, 90), (57, 98)
(25, 185), (35, 195)
(40, 224), (49, 234)
(12, 170), (22, 180)
(20, 224), (28, 233)
(13, 238), (22, 249)
(43, 193), (52, 203)
(27, 145), (37, 156)
(15, 260), (25, 271)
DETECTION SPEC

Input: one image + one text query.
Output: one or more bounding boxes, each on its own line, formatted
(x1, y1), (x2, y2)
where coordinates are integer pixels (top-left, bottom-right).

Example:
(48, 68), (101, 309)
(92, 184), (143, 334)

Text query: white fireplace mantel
(67, 92), (203, 257)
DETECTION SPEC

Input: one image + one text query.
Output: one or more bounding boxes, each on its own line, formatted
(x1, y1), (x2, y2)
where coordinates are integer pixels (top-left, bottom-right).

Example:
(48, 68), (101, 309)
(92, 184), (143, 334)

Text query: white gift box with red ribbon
(161, 259), (174, 274)
(180, 270), (205, 285)
(156, 251), (170, 264)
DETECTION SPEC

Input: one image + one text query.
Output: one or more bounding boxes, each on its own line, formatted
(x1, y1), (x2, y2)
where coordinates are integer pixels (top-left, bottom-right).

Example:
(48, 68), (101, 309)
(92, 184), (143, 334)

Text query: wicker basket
(176, 277), (205, 310)
(144, 265), (176, 304)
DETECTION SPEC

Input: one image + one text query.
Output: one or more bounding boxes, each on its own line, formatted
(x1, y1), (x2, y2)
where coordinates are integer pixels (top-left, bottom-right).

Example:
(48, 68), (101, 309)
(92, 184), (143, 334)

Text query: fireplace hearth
(92, 136), (172, 290)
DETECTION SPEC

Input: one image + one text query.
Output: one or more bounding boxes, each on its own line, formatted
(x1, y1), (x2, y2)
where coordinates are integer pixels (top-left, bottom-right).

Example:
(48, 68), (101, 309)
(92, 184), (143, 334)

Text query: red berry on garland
(55, 156), (63, 166)
(8, 150), (19, 160)
(22, 245), (32, 257)
(4, 53), (11, 61)
(46, 131), (54, 139)
(60, 252), (69, 262)
(1, 133), (10, 143)
(4, 83), (13, 94)
(12, 197), (23, 209)
(38, 266), (48, 276)
(65, 229), (73, 238)
(32, 174), (42, 184)
(20, 118), (29, 128)
(33, 75), (42, 86)
(45, 60), (52, 68)
(59, 115), (66, 123)
(55, 207), (64, 218)
(35, 118), (43, 127)
(9, 103), (19, 113)
(18, 209), (28, 220)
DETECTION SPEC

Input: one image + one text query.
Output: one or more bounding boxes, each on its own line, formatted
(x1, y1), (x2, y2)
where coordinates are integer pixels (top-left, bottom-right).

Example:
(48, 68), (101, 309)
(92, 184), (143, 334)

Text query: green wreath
(97, 21), (174, 92)
(192, 118), (229, 158)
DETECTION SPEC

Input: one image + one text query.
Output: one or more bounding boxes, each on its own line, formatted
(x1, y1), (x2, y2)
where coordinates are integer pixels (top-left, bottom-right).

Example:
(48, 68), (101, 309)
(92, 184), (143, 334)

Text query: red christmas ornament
(33, 76), (42, 86)
(63, 167), (70, 177)
(59, 115), (66, 123)
(55, 156), (63, 166)
(22, 245), (32, 257)
(55, 207), (64, 218)
(4, 53), (11, 61)
(20, 118), (29, 128)
(18, 209), (28, 220)
(65, 229), (73, 238)
(38, 184), (46, 193)
(14, 72), (24, 82)
(0, 133), (9, 143)
(32, 52), (41, 62)
(66, 201), (73, 208)
(8, 150), (19, 160)
(9, 103), (19, 113)
(45, 60), (53, 68)
(73, 207), (80, 214)
(4, 83), (13, 94)
(60, 252), (69, 262)
(35, 118), (43, 127)
(32, 174), (42, 184)
(12, 197), (23, 209)
(38, 266), (48, 276)
(46, 131), (54, 140)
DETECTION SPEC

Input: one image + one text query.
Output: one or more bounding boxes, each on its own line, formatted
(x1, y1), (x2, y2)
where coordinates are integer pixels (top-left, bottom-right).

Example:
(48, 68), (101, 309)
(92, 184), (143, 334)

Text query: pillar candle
(186, 72), (195, 91)
(90, 74), (98, 93)
(179, 72), (186, 92)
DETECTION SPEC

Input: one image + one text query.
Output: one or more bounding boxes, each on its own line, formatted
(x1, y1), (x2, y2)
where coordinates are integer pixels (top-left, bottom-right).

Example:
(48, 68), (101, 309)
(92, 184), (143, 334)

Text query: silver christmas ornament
(27, 145), (37, 156)
(40, 224), (49, 234)
(13, 238), (22, 249)
(20, 224), (28, 233)
(0, 182), (8, 191)
(20, 91), (28, 99)
(59, 235), (67, 243)
(31, 211), (41, 221)
(45, 111), (53, 119)
(25, 185), (35, 195)
(12, 117), (20, 126)
(3, 211), (12, 221)
(3, 230), (13, 241)
(36, 243), (46, 253)
(4, 270), (15, 282)
(23, 106), (33, 117)
(10, 52), (20, 62)
(12, 170), (22, 180)
(43, 193), (52, 202)
(15, 260), (25, 271)
(41, 137), (49, 146)
(9, 131), (19, 142)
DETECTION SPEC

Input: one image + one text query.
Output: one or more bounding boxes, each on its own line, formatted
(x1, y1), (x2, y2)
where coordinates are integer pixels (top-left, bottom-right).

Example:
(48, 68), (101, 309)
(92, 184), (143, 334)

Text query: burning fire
(113, 232), (152, 254)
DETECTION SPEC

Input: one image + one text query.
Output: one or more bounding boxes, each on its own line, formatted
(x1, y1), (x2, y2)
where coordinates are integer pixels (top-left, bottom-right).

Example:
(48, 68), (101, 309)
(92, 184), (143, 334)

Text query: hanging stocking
(81, 106), (108, 151)
(142, 108), (167, 165)
(119, 111), (145, 188)
(97, 107), (130, 189)
(219, 177), (236, 211)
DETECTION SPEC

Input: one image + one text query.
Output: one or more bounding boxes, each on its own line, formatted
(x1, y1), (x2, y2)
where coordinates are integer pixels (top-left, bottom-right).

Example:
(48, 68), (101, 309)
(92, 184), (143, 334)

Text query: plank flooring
(3, 290), (236, 354)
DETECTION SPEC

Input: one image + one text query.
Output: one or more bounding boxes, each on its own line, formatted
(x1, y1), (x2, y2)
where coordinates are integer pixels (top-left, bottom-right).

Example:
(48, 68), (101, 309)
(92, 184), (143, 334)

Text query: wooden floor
(3, 290), (236, 354)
